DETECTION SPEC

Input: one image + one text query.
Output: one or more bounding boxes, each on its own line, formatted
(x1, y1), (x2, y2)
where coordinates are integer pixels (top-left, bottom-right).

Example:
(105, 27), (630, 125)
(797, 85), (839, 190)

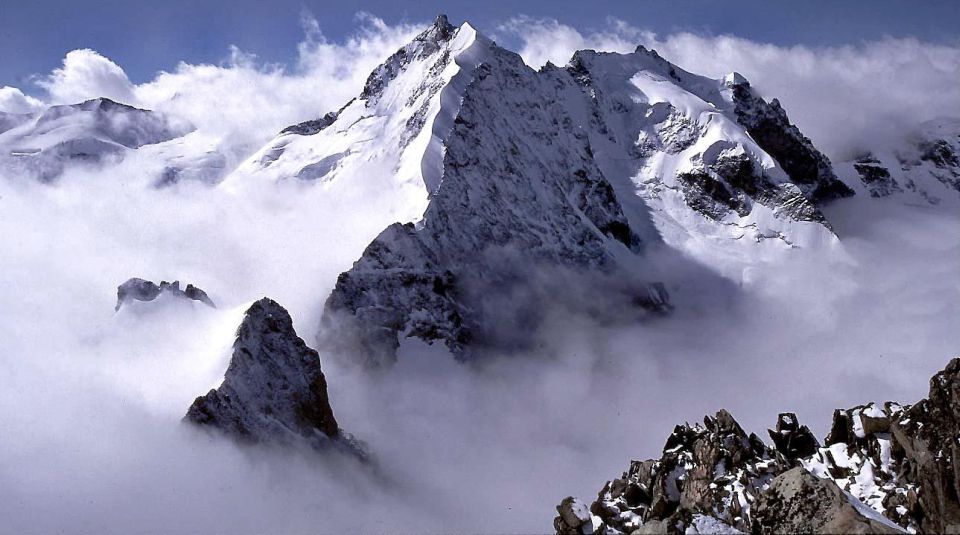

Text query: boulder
(752, 467), (902, 534)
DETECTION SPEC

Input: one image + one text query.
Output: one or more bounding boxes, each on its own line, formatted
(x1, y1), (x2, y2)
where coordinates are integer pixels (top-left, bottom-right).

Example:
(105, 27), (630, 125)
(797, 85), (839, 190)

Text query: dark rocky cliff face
(728, 79), (854, 204)
(185, 298), (364, 457)
(556, 357), (960, 534)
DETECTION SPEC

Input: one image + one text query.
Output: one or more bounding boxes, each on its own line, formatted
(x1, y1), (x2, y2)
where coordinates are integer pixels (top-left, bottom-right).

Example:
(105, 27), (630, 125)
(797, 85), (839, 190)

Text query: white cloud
(0, 86), (44, 114)
(36, 48), (138, 106)
(9, 13), (419, 158)
(131, 13), (421, 154)
(497, 17), (960, 159)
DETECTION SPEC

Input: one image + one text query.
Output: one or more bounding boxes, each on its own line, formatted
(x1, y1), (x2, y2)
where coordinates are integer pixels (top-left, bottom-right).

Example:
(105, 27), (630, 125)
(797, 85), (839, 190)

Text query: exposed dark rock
(920, 139), (960, 170)
(322, 223), (473, 366)
(890, 358), (960, 533)
(554, 497), (594, 535)
(853, 156), (902, 197)
(586, 410), (780, 534)
(559, 357), (960, 534)
(115, 278), (215, 311)
(727, 76), (854, 203)
(280, 111), (339, 136)
(185, 298), (364, 457)
(768, 412), (820, 465)
(676, 169), (748, 220)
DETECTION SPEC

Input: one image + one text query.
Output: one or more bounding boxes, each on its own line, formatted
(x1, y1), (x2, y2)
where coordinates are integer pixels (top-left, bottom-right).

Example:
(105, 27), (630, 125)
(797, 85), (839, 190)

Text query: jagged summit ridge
(360, 14), (459, 104)
(556, 357), (960, 534)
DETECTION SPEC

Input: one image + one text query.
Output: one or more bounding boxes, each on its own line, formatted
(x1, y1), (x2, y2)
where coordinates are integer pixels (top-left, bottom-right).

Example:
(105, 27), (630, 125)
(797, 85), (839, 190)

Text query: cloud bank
(1, 161), (957, 533)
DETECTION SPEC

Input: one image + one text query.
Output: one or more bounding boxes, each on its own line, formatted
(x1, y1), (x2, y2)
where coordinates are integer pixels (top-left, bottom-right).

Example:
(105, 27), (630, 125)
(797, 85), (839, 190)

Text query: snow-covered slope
(837, 118), (960, 205)
(233, 16), (853, 366)
(0, 98), (193, 182)
(0, 97), (230, 185)
(230, 15), (491, 223)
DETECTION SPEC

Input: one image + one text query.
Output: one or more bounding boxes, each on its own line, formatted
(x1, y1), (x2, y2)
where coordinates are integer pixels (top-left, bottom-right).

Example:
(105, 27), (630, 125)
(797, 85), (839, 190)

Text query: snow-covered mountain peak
(231, 17), (882, 365)
(233, 16), (500, 224)
(0, 96), (194, 182)
(358, 14), (486, 107)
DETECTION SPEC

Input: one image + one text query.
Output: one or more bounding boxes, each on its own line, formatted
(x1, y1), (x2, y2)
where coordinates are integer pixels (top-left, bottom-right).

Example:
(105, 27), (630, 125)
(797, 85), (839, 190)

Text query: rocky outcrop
(280, 111), (340, 136)
(767, 412), (819, 465)
(115, 278), (214, 311)
(891, 358), (960, 533)
(727, 75), (854, 203)
(915, 119), (960, 195)
(853, 156), (903, 197)
(185, 298), (364, 457)
(753, 467), (901, 534)
(836, 118), (960, 204)
(555, 497), (595, 535)
(582, 410), (780, 534)
(557, 357), (960, 534)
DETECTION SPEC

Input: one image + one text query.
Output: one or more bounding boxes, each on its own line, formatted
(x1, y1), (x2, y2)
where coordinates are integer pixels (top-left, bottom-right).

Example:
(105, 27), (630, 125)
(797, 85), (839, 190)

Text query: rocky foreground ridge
(556, 358), (960, 534)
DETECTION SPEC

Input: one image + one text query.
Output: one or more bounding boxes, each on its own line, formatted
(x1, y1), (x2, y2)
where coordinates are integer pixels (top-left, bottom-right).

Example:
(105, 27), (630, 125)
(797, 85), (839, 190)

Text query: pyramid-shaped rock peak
(185, 298), (362, 456)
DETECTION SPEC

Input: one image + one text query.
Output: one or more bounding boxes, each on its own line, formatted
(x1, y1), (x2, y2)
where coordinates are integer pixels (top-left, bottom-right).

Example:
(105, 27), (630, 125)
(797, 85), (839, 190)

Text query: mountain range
(3, 14), (959, 534)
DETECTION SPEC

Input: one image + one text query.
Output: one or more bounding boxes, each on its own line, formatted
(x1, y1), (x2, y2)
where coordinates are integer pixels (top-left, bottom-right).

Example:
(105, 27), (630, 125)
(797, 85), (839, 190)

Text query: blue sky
(2, 0), (958, 89)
